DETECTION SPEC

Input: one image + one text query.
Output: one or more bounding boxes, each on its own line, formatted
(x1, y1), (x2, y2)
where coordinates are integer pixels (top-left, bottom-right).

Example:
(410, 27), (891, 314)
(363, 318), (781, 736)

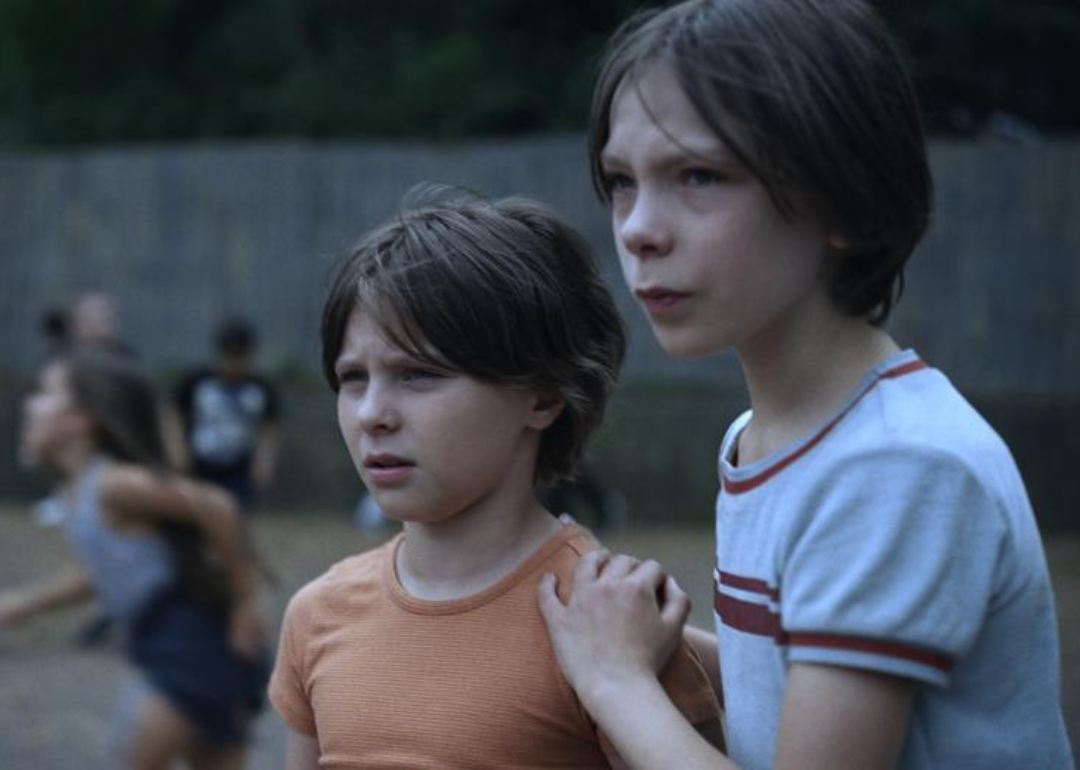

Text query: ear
(525, 391), (565, 431)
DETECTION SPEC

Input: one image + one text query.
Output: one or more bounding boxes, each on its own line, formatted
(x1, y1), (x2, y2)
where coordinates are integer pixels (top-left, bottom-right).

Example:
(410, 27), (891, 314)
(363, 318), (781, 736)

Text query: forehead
(604, 64), (730, 162)
(337, 306), (433, 362)
(339, 307), (396, 349)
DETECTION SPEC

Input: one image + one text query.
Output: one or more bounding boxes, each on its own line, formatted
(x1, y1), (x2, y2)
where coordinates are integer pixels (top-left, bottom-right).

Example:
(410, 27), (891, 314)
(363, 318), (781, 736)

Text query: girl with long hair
(1, 348), (269, 770)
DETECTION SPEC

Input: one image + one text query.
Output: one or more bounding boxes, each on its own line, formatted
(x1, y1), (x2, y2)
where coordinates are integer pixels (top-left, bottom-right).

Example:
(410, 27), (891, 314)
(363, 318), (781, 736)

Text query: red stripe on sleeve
(787, 632), (953, 672)
(714, 591), (783, 640)
(717, 571), (780, 601)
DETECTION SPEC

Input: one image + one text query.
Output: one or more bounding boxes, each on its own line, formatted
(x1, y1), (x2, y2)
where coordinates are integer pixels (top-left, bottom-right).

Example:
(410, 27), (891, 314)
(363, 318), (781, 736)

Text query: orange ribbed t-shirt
(269, 522), (720, 768)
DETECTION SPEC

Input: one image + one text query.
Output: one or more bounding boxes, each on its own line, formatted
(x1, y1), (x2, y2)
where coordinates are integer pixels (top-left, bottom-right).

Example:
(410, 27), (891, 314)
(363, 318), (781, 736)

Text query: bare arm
(251, 420), (280, 492)
(284, 728), (320, 770)
(538, 551), (913, 769)
(100, 464), (265, 654)
(684, 625), (722, 710)
(160, 405), (190, 472)
(102, 464), (253, 594)
(0, 569), (95, 628)
(775, 663), (913, 769)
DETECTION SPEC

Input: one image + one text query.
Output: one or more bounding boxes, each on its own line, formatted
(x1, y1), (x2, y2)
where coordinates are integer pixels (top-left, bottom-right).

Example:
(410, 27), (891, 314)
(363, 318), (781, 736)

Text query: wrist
(576, 665), (664, 718)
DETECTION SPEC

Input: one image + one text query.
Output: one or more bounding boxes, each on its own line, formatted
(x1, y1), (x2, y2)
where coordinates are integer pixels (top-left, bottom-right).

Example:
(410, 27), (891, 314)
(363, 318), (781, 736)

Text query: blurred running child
(537, 1), (1074, 768)
(269, 190), (723, 768)
(0, 349), (269, 770)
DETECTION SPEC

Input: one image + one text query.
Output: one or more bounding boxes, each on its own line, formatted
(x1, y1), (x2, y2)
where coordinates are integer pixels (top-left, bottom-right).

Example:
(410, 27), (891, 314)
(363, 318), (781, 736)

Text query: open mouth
(364, 454), (413, 469)
(364, 454), (415, 485)
(635, 287), (689, 313)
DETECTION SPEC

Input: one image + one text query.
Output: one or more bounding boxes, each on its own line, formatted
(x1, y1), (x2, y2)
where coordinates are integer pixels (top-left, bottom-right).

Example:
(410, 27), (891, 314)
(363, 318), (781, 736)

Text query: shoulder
(532, 523), (604, 603)
(846, 362), (997, 450)
(764, 361), (1004, 488)
(739, 368), (1025, 567)
(796, 433), (1010, 548)
(175, 367), (213, 396)
(283, 539), (395, 624)
(544, 523), (599, 568)
(251, 373), (279, 394)
(239, 372), (279, 400)
(819, 367), (1020, 512)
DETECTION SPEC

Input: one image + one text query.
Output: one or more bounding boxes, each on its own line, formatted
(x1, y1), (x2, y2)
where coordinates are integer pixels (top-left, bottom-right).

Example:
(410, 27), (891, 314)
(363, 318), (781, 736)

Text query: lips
(363, 453), (415, 485)
(635, 286), (690, 314)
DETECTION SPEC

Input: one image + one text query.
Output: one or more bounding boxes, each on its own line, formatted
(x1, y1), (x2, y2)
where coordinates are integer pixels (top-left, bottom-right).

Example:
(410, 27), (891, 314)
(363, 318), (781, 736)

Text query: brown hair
(63, 348), (167, 468)
(589, 0), (932, 325)
(321, 188), (627, 485)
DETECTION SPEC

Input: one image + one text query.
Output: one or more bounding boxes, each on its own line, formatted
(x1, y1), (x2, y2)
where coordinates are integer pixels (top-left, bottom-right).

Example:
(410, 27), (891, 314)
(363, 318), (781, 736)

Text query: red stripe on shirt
(715, 589), (784, 640)
(717, 571), (781, 602)
(879, 359), (928, 380)
(722, 359), (928, 494)
(788, 632), (953, 672)
(716, 592), (955, 671)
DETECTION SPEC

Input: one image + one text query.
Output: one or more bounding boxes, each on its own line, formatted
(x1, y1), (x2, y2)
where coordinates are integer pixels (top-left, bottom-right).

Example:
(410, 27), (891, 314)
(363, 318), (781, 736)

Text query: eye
(683, 167), (725, 187)
(336, 367), (367, 386)
(601, 169), (634, 196)
(402, 367), (445, 383)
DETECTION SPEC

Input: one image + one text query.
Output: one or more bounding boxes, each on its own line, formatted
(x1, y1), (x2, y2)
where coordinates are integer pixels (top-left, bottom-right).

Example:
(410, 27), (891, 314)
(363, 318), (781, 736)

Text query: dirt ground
(1, 508), (1077, 768)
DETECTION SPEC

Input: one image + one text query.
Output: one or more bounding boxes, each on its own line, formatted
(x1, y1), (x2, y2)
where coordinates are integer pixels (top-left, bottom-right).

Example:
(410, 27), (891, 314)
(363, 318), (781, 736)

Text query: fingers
(536, 573), (564, 626)
(601, 553), (640, 580)
(659, 575), (691, 629)
(634, 558), (666, 592)
(545, 551), (683, 622)
(573, 548), (609, 583)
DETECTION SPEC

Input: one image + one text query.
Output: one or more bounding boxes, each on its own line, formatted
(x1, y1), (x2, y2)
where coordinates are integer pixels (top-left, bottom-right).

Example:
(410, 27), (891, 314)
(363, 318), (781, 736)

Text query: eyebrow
(333, 353), (362, 372)
(600, 138), (735, 171)
(334, 348), (444, 373)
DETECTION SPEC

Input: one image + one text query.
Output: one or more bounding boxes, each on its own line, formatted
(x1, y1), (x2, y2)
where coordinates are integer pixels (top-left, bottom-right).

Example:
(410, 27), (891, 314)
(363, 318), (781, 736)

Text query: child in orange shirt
(269, 190), (723, 768)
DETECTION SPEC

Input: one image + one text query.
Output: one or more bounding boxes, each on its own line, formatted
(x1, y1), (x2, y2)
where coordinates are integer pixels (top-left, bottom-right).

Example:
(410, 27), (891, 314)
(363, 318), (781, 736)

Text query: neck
(396, 491), (562, 601)
(736, 305), (899, 464)
(46, 438), (100, 500)
(53, 438), (99, 481)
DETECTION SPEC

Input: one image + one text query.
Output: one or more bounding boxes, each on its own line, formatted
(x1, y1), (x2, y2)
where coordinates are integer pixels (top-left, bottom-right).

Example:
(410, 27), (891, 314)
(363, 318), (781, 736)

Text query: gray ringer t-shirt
(713, 350), (1072, 769)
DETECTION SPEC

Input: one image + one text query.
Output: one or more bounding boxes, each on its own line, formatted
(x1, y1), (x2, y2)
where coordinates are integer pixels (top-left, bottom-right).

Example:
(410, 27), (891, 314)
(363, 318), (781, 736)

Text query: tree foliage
(0, 0), (1075, 146)
(878, 0), (1078, 135)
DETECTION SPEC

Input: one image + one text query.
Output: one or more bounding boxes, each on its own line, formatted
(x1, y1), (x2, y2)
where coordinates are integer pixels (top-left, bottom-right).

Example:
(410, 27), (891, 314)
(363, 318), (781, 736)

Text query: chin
(654, 332), (725, 360)
(376, 501), (437, 525)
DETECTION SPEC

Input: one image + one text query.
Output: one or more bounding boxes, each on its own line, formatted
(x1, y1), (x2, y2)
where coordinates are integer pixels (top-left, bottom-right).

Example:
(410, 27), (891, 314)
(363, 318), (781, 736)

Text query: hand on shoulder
(537, 549), (690, 699)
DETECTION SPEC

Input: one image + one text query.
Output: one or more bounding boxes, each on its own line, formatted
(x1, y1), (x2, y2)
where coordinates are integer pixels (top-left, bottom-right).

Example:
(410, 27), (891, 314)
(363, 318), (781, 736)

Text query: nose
(356, 381), (399, 435)
(617, 188), (673, 260)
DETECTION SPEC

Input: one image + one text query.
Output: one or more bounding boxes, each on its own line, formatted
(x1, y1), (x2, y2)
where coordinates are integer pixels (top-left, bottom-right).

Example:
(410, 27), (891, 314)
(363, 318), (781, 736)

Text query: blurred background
(0, 0), (1078, 763)
(0, 0), (1077, 528)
